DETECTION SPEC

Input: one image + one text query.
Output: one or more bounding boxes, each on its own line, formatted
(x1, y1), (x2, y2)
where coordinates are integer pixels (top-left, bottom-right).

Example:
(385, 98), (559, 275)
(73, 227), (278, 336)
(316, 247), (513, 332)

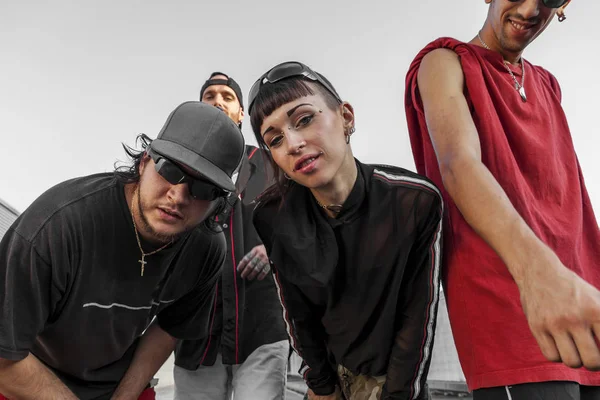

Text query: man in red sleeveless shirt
(405, 1), (600, 399)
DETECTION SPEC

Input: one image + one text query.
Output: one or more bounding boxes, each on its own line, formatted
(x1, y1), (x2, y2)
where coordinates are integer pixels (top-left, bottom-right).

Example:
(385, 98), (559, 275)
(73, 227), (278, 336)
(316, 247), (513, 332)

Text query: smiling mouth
(509, 19), (537, 31)
(294, 153), (322, 171)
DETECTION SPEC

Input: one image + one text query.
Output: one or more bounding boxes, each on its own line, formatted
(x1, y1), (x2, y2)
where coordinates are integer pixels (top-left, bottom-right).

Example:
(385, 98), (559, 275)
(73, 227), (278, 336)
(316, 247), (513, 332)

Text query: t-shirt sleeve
(0, 228), (54, 361)
(540, 67), (563, 103)
(156, 232), (226, 340)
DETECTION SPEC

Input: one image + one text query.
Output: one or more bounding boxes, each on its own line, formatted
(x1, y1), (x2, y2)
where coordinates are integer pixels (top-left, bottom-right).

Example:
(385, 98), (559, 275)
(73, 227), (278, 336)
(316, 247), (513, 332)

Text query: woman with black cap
(248, 61), (443, 400)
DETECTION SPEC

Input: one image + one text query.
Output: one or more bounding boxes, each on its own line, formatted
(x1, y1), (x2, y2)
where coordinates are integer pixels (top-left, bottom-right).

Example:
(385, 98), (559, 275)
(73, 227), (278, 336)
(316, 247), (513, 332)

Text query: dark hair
(114, 133), (152, 184)
(249, 76), (342, 205)
(113, 133), (224, 231)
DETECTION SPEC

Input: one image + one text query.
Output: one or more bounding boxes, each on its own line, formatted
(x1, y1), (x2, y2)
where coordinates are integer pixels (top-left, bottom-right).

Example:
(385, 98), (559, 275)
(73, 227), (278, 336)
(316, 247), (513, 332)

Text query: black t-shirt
(0, 173), (225, 399)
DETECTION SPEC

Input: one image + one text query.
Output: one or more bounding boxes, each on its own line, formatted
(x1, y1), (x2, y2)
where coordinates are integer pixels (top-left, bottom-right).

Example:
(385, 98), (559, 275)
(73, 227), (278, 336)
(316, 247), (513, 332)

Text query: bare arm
(418, 49), (545, 283)
(417, 48), (600, 370)
(111, 322), (176, 400)
(0, 354), (77, 400)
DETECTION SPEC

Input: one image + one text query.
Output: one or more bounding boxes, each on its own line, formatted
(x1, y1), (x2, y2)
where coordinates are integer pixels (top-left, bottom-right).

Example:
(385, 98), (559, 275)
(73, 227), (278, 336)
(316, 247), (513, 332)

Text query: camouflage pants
(336, 365), (386, 400)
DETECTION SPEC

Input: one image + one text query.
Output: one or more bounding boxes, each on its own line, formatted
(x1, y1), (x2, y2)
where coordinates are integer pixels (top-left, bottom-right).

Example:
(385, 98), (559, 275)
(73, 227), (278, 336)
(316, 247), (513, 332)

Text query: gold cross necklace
(130, 193), (172, 276)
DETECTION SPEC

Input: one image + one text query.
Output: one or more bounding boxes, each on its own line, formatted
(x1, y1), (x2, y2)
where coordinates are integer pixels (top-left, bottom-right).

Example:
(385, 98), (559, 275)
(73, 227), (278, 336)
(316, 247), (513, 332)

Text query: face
(201, 74), (244, 125)
(485, 0), (570, 53)
(260, 89), (355, 189)
(135, 155), (218, 244)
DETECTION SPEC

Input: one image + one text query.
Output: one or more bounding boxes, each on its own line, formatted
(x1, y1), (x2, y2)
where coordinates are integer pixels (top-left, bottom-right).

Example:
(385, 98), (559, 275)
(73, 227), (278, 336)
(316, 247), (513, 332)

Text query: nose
(212, 94), (226, 110)
(285, 130), (306, 155)
(204, 94), (225, 110)
(167, 181), (192, 205)
(518, 0), (541, 19)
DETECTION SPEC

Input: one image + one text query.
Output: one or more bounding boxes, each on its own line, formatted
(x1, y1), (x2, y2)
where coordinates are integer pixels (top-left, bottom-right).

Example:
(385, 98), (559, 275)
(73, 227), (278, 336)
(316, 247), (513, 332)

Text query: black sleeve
(241, 201), (262, 253)
(271, 268), (338, 395)
(253, 203), (337, 396)
(157, 234), (226, 340)
(0, 229), (57, 361)
(382, 191), (443, 400)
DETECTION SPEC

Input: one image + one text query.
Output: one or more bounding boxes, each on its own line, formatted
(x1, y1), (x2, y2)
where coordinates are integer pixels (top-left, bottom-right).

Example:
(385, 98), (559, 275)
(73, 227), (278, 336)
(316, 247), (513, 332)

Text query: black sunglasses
(248, 61), (342, 114)
(148, 150), (225, 201)
(509, 0), (569, 8)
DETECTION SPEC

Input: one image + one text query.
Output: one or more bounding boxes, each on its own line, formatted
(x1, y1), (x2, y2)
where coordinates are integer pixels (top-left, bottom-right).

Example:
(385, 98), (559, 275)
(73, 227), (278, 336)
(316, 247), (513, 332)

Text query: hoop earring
(558, 13), (566, 22)
(345, 126), (355, 144)
(284, 173), (292, 180)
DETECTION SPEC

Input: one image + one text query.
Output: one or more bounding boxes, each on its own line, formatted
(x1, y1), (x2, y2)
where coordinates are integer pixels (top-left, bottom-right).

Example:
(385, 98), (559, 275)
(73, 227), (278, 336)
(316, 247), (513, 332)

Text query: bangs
(250, 77), (317, 142)
(247, 73), (343, 206)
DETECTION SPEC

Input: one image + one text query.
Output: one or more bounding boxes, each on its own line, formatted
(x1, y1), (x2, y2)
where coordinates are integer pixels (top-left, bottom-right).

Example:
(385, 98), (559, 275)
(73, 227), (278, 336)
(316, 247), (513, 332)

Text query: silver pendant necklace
(477, 31), (527, 103)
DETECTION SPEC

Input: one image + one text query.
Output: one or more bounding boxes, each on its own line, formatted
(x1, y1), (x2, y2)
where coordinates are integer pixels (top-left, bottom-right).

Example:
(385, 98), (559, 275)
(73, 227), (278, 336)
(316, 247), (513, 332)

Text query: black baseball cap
(150, 101), (245, 192)
(200, 72), (244, 110)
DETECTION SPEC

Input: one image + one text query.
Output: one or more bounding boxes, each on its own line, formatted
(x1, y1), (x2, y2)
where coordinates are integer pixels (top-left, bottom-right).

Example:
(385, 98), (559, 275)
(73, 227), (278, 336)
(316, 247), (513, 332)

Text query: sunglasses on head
(248, 61), (342, 115)
(148, 150), (226, 201)
(508, 0), (569, 8)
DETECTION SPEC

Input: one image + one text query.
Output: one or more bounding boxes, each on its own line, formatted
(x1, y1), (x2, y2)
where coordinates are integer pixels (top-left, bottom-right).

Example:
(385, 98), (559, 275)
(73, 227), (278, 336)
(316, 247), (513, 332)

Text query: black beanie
(200, 71), (244, 110)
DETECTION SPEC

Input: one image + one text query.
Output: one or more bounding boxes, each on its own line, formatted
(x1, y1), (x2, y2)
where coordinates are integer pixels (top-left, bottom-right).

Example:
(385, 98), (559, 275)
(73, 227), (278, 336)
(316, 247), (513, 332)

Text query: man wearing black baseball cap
(173, 72), (288, 400)
(0, 101), (244, 400)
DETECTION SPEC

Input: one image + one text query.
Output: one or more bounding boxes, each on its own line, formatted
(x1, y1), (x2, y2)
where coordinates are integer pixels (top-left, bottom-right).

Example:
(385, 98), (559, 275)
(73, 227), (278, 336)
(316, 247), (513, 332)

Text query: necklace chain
(477, 31), (527, 102)
(130, 190), (172, 276)
(314, 198), (343, 214)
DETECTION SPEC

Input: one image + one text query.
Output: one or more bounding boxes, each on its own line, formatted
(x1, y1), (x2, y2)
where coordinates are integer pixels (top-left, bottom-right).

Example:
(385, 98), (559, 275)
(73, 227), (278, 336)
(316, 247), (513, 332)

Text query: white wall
(1, 0), (598, 216)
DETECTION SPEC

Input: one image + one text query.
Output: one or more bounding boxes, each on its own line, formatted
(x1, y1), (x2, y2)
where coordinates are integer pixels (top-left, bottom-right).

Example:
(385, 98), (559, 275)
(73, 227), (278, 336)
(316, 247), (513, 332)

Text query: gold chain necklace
(130, 193), (172, 276)
(314, 198), (343, 214)
(477, 31), (527, 102)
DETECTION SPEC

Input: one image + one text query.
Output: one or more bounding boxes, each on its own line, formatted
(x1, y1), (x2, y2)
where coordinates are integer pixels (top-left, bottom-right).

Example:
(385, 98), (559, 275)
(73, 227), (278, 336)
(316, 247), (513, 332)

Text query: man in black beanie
(173, 72), (289, 400)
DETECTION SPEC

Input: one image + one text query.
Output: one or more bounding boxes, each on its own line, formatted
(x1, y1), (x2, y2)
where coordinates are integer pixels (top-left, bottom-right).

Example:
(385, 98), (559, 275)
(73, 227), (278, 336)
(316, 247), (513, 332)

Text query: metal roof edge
(0, 198), (21, 216)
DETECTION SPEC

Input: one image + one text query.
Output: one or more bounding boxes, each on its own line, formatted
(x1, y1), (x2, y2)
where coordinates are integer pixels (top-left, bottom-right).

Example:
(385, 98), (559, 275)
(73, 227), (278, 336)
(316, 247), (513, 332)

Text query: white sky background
(1, 0), (599, 216)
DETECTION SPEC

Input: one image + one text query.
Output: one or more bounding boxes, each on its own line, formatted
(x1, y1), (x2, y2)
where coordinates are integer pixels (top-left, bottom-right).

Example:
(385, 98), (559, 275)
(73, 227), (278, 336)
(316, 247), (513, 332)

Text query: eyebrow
(287, 103), (312, 116)
(203, 87), (236, 98)
(262, 103), (314, 137)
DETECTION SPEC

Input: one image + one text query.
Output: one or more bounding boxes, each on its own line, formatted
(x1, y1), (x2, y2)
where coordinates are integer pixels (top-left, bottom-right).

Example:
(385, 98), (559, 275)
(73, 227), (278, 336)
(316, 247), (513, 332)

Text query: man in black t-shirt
(0, 101), (244, 400)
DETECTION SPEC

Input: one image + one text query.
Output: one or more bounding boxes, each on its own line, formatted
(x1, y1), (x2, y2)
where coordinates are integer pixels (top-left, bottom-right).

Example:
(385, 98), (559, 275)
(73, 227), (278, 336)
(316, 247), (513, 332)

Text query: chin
(148, 220), (186, 242)
(297, 174), (332, 189)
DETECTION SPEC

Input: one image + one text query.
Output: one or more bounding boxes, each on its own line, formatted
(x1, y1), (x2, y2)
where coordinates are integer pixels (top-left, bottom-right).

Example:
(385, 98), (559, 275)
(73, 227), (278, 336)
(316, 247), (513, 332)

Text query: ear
(558, 0), (571, 12)
(238, 107), (245, 124)
(139, 151), (151, 176)
(340, 102), (355, 132)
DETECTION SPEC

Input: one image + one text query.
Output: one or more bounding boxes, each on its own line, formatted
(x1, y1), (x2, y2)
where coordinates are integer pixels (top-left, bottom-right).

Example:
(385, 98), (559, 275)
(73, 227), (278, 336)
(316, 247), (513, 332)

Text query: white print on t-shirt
(82, 299), (176, 311)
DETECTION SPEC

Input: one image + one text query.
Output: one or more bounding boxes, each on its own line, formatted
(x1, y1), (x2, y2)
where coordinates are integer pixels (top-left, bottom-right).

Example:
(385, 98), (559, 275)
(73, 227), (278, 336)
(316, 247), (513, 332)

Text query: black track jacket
(253, 161), (443, 400)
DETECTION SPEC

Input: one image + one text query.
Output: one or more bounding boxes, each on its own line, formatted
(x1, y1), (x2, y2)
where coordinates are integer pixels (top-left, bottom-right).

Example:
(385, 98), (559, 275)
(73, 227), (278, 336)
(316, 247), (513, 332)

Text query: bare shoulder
(418, 48), (464, 93)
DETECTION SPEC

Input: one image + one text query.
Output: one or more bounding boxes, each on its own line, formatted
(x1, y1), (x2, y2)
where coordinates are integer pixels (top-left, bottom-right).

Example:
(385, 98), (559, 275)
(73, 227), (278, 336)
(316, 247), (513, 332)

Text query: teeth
(511, 21), (528, 30)
(300, 157), (315, 168)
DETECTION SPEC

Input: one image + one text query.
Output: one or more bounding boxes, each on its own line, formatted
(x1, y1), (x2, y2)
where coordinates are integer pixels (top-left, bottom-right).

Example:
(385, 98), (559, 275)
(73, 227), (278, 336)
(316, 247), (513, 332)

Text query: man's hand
(237, 245), (270, 281)
(519, 249), (600, 371)
(306, 388), (341, 400)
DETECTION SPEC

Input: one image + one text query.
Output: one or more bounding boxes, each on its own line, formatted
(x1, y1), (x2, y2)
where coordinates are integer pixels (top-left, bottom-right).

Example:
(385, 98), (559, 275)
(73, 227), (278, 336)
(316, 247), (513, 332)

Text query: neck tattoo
(477, 31), (527, 102)
(130, 191), (172, 276)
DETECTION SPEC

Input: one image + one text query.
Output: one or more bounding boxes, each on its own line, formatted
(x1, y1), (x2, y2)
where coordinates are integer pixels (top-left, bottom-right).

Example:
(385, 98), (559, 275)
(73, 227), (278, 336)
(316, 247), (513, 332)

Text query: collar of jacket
(268, 160), (372, 286)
